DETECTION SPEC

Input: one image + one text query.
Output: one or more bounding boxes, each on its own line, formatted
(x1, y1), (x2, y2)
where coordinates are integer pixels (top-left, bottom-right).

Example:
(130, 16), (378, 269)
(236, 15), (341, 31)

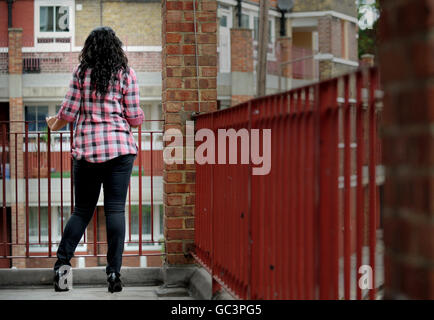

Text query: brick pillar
(278, 36), (292, 91)
(8, 28), (25, 268)
(379, 0), (434, 299)
(230, 28), (254, 106)
(161, 0), (217, 265)
(318, 15), (334, 80)
(318, 58), (333, 80)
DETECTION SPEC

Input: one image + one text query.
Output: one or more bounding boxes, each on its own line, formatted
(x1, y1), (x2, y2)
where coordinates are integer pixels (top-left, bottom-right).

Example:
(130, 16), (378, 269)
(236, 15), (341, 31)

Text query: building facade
(0, 0), (358, 269)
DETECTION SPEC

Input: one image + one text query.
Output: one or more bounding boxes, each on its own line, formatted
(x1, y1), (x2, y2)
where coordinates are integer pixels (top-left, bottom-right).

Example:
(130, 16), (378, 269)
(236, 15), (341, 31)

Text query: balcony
(0, 68), (385, 300)
(0, 120), (165, 268)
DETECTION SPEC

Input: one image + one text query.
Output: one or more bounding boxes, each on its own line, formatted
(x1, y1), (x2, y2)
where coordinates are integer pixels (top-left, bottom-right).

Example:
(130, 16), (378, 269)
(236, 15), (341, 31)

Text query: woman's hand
(46, 116), (68, 131)
(46, 116), (57, 130)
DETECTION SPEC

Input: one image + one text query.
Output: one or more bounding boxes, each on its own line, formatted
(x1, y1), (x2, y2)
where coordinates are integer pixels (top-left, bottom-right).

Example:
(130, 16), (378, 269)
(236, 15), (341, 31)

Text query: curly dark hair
(78, 26), (128, 96)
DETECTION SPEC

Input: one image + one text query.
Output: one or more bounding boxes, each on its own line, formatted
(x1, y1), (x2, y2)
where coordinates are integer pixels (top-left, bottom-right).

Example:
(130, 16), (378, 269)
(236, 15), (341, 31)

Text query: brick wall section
(348, 21), (358, 61)
(318, 15), (332, 55)
(379, 0), (434, 299)
(245, 0), (278, 9)
(75, 1), (161, 46)
(162, 0), (217, 265)
(278, 36), (292, 78)
(8, 28), (25, 267)
(293, 0), (357, 17)
(20, 51), (162, 73)
(319, 60), (333, 80)
(231, 95), (253, 106)
(230, 28), (253, 106)
(230, 28), (253, 73)
(8, 29), (22, 74)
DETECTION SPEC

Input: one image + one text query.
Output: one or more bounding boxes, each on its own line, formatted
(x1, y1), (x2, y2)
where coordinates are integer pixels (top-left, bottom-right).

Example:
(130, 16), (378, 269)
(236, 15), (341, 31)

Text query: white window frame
(124, 203), (164, 251)
(24, 103), (72, 153)
(240, 9), (276, 62)
(33, 0), (75, 52)
(29, 205), (87, 253)
(218, 5), (233, 73)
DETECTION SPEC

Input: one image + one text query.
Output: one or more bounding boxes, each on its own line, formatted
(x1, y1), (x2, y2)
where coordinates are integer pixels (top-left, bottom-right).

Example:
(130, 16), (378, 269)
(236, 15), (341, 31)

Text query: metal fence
(0, 120), (164, 264)
(193, 67), (383, 300)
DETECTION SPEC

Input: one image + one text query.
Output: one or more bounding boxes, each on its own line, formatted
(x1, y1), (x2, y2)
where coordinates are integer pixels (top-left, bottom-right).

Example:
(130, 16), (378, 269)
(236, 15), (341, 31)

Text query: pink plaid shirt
(56, 64), (144, 163)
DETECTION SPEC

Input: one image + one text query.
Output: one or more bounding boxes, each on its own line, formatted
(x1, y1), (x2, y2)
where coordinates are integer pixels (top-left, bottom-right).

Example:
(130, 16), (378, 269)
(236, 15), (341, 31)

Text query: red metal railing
(0, 120), (164, 263)
(193, 67), (383, 300)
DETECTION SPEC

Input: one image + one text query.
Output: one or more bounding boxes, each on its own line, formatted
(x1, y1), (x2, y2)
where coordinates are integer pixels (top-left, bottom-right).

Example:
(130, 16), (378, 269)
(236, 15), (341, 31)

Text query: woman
(46, 26), (144, 293)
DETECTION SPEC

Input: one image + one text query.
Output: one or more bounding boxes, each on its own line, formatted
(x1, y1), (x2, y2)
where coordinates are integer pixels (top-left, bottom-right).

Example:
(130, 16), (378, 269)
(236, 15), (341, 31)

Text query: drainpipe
(236, 0), (242, 28)
(7, 0), (14, 28)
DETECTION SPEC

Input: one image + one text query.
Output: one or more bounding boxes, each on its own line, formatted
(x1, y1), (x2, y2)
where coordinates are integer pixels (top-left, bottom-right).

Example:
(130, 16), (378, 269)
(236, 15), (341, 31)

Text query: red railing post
(25, 122), (29, 257)
(1, 123), (7, 258)
(37, 133), (41, 244)
(343, 74), (351, 300)
(368, 67), (379, 300)
(47, 127), (52, 256)
(138, 126), (142, 256)
(355, 70), (365, 300)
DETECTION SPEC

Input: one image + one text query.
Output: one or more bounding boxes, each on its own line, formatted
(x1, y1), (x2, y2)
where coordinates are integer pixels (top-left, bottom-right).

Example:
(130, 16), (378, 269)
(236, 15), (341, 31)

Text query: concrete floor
(0, 285), (194, 300)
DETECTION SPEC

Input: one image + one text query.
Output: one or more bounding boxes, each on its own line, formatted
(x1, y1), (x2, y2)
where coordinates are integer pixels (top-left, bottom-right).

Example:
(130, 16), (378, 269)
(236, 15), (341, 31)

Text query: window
(29, 206), (84, 252)
(25, 106), (48, 132)
(35, 1), (74, 50)
(241, 14), (250, 28)
(254, 17), (259, 41)
(57, 206), (71, 238)
(39, 6), (69, 33)
(29, 207), (49, 240)
(253, 17), (273, 44)
(131, 205), (152, 236)
(220, 15), (227, 27)
(159, 205), (164, 235)
(127, 204), (164, 240)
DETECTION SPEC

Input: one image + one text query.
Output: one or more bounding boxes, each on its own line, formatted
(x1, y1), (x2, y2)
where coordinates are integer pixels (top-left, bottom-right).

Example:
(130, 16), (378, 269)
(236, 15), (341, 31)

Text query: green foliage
(41, 126), (49, 143)
(357, 0), (380, 58)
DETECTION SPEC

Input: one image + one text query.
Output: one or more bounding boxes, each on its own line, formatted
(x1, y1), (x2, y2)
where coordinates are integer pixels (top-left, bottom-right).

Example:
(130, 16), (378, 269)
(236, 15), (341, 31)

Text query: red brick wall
(20, 51), (162, 73)
(278, 37), (292, 78)
(379, 0), (434, 299)
(0, 2), (7, 45)
(162, 0), (217, 265)
(0, 0), (34, 46)
(13, 0), (34, 47)
(231, 28), (253, 73)
(8, 29), (22, 74)
(247, 0), (278, 9)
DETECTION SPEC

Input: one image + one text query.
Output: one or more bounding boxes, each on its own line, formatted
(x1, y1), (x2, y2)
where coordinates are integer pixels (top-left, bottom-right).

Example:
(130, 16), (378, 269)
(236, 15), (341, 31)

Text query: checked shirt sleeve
(56, 65), (81, 123)
(122, 67), (144, 127)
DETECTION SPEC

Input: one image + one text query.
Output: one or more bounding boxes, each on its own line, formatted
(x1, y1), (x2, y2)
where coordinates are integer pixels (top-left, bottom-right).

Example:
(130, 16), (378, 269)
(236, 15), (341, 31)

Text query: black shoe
(53, 268), (70, 292)
(107, 273), (122, 293)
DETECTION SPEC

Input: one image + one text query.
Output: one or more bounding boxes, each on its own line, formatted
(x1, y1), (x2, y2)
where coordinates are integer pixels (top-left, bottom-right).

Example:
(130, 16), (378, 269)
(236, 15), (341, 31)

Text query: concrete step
(0, 266), (232, 300)
(0, 285), (194, 300)
(0, 267), (162, 287)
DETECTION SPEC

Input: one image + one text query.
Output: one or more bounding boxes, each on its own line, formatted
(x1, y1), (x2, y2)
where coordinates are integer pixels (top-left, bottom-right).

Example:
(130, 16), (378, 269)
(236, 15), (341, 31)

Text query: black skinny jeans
(54, 153), (136, 276)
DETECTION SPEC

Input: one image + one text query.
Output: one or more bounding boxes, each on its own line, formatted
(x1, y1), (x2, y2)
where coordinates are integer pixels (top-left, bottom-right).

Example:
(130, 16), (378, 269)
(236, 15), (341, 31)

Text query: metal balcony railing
(193, 67), (384, 300)
(0, 120), (164, 264)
